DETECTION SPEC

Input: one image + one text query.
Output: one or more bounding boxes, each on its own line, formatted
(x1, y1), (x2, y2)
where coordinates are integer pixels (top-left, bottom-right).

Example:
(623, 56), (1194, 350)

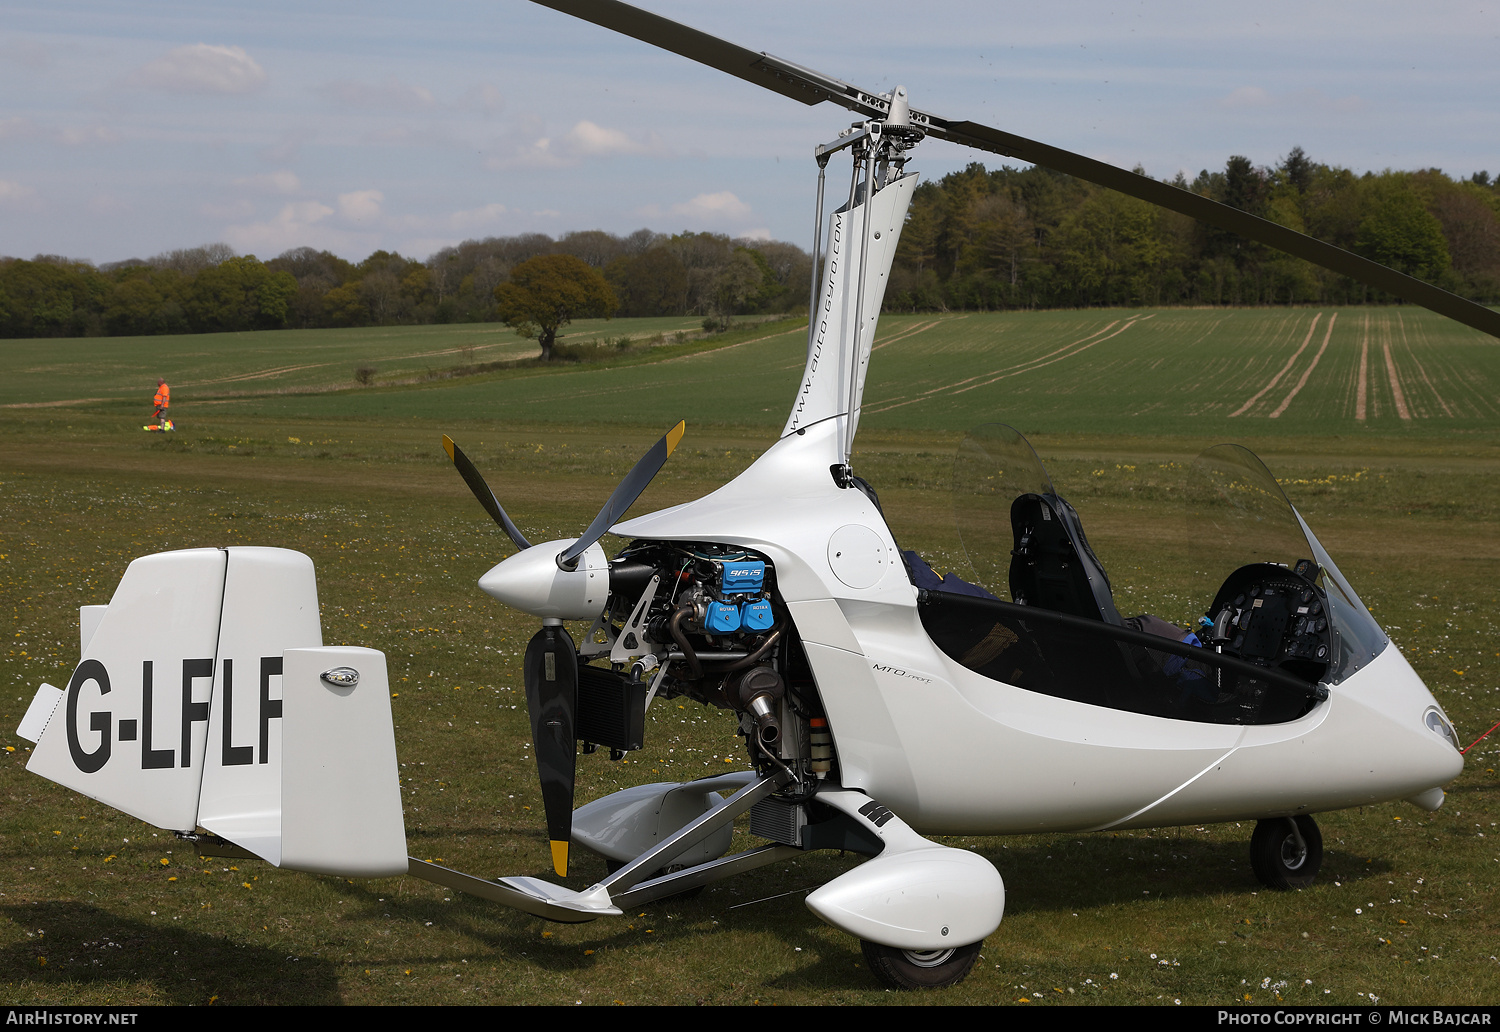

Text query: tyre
(860, 938), (983, 990)
(1250, 815), (1322, 890)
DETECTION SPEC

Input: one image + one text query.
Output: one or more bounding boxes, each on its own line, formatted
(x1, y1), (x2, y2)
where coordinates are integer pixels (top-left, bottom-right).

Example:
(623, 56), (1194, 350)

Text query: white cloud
(223, 200), (337, 254)
(0, 179), (36, 202)
(490, 119), (661, 169)
(638, 191), (761, 234)
(338, 189), (384, 222)
(131, 44), (267, 95)
(320, 76), (435, 110)
(560, 120), (646, 158)
(445, 202), (508, 230)
(390, 202), (509, 235)
(670, 191), (754, 221)
(235, 170), (301, 194)
(396, 204), (513, 257)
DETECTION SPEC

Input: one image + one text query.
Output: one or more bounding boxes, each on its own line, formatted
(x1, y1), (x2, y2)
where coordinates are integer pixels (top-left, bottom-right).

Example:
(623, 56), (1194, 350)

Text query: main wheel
(860, 939), (982, 990)
(1250, 815), (1322, 890)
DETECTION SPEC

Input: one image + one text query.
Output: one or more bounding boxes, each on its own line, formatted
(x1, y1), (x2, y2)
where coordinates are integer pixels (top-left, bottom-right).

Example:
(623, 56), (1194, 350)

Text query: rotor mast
(786, 94), (925, 471)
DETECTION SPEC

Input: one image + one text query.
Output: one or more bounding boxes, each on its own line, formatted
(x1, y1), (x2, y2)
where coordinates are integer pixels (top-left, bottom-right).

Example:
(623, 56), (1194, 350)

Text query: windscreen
(952, 423), (1054, 599)
(1188, 444), (1318, 573)
(944, 428), (1386, 687)
(1190, 445), (1387, 683)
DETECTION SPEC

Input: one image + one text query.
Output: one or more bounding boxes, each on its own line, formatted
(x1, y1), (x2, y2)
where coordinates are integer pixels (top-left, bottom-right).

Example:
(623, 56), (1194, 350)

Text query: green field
(2, 309), (1498, 1006)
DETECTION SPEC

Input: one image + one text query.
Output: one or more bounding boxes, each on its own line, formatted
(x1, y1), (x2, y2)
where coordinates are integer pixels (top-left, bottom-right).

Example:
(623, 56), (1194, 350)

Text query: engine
(576, 541), (830, 785)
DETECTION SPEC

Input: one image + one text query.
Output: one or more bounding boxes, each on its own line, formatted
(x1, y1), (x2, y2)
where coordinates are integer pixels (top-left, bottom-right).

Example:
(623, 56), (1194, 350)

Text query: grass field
(2, 309), (1498, 1006)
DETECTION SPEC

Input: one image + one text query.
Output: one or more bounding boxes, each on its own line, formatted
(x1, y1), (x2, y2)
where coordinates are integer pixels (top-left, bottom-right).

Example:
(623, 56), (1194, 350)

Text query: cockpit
(911, 425), (1389, 726)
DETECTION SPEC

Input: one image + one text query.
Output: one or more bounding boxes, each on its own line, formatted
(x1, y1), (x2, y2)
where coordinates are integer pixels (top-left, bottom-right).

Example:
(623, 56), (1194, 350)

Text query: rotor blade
(442, 435), (532, 551)
(523, 624), (579, 877)
(556, 419), (685, 570)
(527, 0), (877, 112)
(926, 119), (1500, 340)
(528, 0), (1500, 339)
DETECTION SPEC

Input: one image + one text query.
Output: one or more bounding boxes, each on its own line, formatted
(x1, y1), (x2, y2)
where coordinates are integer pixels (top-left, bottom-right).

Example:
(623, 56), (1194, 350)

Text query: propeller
(557, 418), (685, 570)
(443, 421), (686, 875)
(527, 0), (1500, 340)
(523, 621), (579, 878)
(443, 434), (531, 551)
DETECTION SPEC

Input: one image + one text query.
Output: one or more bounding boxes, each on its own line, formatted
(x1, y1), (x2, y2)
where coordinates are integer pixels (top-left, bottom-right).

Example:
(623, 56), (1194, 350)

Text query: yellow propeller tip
(665, 419), (686, 456)
(442, 435), (455, 460)
(550, 840), (570, 877)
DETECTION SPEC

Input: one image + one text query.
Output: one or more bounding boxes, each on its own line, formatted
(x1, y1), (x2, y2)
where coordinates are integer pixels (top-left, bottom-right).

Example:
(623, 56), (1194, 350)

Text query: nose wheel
(1250, 815), (1323, 890)
(860, 939), (983, 990)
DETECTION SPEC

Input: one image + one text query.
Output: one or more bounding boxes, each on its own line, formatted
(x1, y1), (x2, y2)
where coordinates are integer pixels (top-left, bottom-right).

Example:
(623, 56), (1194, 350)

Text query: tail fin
(20, 547), (406, 878)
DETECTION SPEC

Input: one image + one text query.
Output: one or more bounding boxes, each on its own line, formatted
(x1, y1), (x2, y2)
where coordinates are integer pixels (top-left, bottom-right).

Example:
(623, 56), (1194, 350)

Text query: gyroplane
(19, 0), (1489, 990)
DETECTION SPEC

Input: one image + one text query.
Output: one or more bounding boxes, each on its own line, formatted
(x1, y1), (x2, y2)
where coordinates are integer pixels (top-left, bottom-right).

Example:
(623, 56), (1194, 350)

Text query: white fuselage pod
(614, 419), (1463, 835)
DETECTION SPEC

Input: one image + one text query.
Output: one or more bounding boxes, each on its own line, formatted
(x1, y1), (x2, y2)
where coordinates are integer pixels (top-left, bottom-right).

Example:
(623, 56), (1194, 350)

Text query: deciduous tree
(494, 254), (617, 360)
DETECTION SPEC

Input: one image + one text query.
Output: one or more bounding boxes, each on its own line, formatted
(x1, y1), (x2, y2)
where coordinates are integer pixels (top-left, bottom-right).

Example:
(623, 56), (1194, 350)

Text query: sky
(3, 0), (1498, 265)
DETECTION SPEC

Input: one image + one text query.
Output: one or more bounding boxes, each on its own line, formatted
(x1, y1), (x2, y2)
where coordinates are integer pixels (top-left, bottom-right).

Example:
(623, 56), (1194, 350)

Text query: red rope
(1460, 718), (1500, 755)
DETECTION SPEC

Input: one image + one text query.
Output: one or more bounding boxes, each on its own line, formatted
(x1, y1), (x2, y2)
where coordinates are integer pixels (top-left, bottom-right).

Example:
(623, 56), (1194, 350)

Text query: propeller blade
(523, 624), (579, 877)
(442, 434), (532, 551)
(527, 0), (1500, 340)
(556, 419), (685, 570)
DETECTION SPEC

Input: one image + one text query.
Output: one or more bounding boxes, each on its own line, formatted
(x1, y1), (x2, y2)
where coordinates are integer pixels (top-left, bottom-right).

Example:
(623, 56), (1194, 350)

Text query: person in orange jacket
(152, 378), (171, 430)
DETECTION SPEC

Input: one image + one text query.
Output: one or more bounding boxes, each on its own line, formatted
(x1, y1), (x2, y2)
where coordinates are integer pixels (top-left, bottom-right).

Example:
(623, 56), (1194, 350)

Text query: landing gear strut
(1250, 815), (1323, 890)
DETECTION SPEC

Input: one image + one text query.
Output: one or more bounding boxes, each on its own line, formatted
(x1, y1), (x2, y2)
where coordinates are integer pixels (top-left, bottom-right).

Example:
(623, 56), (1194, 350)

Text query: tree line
(0, 230), (813, 339)
(3, 150), (1497, 339)
(889, 150), (1500, 312)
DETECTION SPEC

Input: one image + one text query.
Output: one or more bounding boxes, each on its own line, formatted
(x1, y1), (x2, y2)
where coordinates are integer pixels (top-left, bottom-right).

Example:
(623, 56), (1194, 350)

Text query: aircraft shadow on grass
(1, 901), (342, 1006)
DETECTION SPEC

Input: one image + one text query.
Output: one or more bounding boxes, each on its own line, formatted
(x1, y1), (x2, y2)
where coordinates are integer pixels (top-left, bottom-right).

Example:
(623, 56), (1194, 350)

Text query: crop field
(0, 316), (705, 410)
(105, 304), (1490, 438)
(2, 308), (1498, 1007)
